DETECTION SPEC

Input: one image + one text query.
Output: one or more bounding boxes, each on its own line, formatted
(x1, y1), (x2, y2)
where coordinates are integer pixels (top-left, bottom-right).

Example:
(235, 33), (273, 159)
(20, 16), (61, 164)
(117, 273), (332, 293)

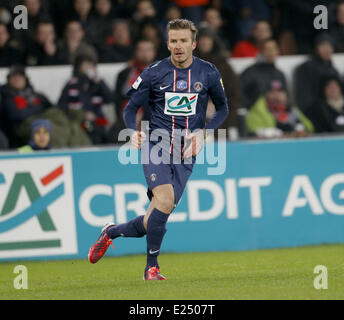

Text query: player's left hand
(183, 129), (205, 159)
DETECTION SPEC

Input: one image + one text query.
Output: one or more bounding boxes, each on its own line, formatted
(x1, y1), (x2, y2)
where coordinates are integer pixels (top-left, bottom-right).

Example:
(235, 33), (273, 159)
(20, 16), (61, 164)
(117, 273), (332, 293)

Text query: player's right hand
(131, 131), (146, 149)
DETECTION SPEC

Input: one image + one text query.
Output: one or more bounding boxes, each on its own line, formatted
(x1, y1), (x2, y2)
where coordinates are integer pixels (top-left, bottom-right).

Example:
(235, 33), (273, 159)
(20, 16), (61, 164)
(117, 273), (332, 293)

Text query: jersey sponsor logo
(132, 76), (142, 90)
(176, 80), (187, 90)
(193, 81), (203, 92)
(164, 92), (198, 116)
(159, 85), (170, 90)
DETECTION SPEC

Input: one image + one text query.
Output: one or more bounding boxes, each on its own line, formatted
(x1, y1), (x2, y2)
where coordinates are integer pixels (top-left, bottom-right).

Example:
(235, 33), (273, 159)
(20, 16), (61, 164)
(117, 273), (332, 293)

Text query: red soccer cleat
(143, 266), (166, 280)
(88, 223), (115, 264)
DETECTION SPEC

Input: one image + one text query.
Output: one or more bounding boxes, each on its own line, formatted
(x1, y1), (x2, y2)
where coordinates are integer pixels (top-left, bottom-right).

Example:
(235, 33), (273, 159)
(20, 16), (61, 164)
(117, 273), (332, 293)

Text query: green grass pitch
(0, 244), (343, 300)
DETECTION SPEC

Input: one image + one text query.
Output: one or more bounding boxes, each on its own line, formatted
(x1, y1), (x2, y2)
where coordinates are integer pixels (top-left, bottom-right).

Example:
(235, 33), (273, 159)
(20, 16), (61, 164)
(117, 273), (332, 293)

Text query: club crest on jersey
(176, 80), (187, 90)
(164, 92), (198, 116)
(193, 81), (203, 92)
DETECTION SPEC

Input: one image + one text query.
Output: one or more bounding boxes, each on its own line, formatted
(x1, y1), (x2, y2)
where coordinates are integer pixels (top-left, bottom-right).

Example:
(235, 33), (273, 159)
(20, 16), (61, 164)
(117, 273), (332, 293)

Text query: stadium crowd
(1, 0), (344, 151)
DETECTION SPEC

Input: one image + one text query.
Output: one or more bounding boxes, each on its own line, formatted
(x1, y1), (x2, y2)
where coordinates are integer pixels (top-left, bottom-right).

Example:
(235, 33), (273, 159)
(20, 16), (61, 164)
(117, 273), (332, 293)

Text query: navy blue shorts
(142, 141), (194, 205)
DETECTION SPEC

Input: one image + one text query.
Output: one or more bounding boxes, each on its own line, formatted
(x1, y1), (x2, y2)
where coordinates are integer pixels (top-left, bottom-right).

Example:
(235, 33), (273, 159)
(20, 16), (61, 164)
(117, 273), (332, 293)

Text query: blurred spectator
(69, 0), (94, 40)
(308, 76), (344, 133)
(132, 0), (157, 25)
(277, 0), (331, 55)
(201, 7), (230, 53)
(138, 20), (169, 60)
(0, 23), (25, 67)
(110, 39), (156, 143)
(58, 54), (113, 145)
(174, 0), (210, 25)
(49, 0), (74, 37)
(18, 118), (52, 153)
(241, 38), (287, 109)
(130, 0), (159, 44)
(0, 65), (52, 147)
(87, 0), (117, 46)
(231, 19), (272, 58)
(195, 27), (244, 134)
(160, 4), (181, 41)
(235, 0), (273, 41)
(99, 19), (133, 63)
(71, 0), (92, 22)
(294, 33), (340, 115)
(246, 79), (314, 138)
(213, 0), (239, 48)
(56, 20), (98, 65)
(329, 1), (344, 53)
(25, 21), (60, 66)
(0, 5), (12, 26)
(12, 0), (52, 47)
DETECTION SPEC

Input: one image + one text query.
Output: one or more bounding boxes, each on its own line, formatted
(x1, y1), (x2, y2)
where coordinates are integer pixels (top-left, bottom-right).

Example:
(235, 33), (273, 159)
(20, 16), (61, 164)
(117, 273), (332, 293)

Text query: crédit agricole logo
(0, 157), (77, 259)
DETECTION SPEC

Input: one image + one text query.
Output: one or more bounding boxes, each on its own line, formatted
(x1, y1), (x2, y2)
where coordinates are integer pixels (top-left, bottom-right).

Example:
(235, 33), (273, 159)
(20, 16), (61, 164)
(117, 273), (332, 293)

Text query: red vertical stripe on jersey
(170, 70), (177, 154)
(170, 116), (176, 154)
(173, 70), (177, 92)
(187, 69), (191, 92)
(181, 70), (191, 159)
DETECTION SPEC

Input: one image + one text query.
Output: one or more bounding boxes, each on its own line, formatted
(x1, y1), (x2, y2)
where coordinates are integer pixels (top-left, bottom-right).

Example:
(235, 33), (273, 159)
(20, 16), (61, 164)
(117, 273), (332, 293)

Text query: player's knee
(155, 192), (175, 213)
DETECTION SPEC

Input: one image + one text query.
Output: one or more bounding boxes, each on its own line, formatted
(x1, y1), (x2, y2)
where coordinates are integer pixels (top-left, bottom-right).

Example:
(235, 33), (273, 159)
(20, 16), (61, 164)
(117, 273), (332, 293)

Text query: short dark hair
(167, 19), (197, 41)
(73, 53), (97, 73)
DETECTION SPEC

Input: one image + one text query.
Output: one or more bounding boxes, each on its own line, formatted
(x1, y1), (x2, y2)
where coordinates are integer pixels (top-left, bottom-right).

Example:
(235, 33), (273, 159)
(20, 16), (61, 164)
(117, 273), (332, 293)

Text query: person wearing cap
(0, 65), (52, 147)
(294, 33), (340, 115)
(18, 119), (52, 153)
(246, 79), (314, 139)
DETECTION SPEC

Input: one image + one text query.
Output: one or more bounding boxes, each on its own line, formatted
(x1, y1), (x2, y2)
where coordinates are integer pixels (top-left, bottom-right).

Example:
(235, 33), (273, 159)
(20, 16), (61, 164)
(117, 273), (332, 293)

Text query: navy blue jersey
(124, 56), (229, 135)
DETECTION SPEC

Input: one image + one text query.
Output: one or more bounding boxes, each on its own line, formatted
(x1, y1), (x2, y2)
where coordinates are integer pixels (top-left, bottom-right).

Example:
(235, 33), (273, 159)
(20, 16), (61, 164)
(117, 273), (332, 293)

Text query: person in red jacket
(174, 0), (210, 25)
(0, 65), (52, 147)
(231, 19), (272, 58)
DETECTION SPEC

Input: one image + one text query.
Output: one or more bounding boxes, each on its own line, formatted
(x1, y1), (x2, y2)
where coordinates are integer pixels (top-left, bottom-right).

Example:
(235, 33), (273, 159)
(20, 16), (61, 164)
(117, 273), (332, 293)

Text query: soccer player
(88, 19), (229, 280)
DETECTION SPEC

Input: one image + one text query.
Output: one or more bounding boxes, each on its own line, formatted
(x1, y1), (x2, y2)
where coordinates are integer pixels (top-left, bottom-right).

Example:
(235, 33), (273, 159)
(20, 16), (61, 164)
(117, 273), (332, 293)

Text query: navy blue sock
(146, 208), (170, 269)
(107, 215), (146, 239)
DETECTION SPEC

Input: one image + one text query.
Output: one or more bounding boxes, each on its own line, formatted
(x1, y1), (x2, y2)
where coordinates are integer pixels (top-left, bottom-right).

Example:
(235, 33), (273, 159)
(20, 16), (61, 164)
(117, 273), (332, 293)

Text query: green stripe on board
(0, 239), (61, 250)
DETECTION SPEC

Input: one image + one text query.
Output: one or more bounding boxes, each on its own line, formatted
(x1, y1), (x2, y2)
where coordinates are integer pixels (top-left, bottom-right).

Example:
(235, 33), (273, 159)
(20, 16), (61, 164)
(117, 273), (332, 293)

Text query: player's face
(167, 29), (196, 68)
